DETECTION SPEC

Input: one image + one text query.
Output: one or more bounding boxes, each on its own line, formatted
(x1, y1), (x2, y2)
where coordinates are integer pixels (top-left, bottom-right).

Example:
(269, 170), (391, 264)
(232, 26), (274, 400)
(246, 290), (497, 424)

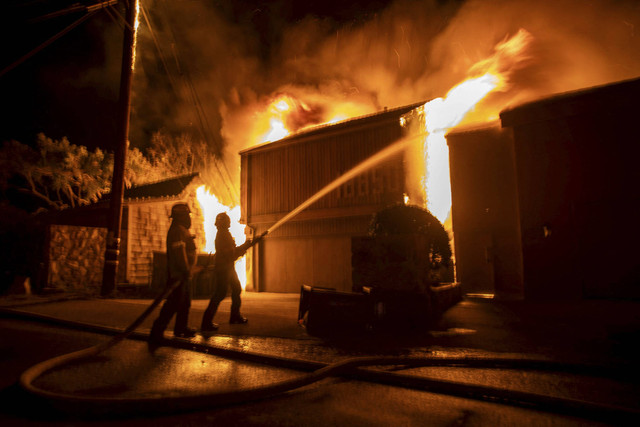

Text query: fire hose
(9, 302), (639, 421)
(10, 303), (638, 422)
(19, 232), (269, 402)
(9, 236), (639, 421)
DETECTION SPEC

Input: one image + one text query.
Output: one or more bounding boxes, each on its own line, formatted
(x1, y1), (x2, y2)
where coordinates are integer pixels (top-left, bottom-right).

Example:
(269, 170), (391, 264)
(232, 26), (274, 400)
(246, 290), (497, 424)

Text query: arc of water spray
(263, 131), (427, 238)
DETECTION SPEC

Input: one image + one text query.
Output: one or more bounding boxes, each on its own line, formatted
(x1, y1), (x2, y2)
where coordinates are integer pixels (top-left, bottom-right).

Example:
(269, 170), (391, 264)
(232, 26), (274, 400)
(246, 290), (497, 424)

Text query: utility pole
(101, 0), (139, 297)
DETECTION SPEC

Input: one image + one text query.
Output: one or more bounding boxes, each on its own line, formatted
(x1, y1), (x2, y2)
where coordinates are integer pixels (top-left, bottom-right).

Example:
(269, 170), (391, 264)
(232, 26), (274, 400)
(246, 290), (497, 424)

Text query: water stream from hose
(265, 132), (424, 236)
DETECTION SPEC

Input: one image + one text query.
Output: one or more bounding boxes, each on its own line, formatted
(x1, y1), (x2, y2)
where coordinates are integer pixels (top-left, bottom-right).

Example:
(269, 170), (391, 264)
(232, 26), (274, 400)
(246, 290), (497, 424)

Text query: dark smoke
(130, 0), (640, 202)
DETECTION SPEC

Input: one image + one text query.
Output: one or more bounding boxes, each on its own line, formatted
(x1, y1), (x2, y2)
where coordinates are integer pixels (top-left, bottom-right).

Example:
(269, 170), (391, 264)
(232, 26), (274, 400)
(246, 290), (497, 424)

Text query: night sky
(0, 0), (401, 151)
(2, 0), (639, 157)
(1, 1), (119, 150)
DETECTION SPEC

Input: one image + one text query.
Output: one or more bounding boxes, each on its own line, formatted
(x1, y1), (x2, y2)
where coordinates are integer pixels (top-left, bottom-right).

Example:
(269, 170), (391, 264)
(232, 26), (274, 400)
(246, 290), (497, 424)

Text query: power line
(106, 2), (134, 32)
(103, 5), (125, 30)
(140, 4), (239, 205)
(26, 0), (118, 24)
(183, 68), (239, 202)
(139, 5), (178, 92)
(0, 10), (98, 78)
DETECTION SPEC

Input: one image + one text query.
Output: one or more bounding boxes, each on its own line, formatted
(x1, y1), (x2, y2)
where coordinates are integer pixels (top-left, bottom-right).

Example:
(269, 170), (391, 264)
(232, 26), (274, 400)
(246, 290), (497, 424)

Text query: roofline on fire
(239, 100), (427, 155)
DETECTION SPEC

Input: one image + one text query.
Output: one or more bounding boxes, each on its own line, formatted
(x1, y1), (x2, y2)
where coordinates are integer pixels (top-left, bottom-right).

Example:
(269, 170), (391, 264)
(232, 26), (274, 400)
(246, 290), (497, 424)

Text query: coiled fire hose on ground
(8, 296), (638, 423)
(7, 254), (639, 422)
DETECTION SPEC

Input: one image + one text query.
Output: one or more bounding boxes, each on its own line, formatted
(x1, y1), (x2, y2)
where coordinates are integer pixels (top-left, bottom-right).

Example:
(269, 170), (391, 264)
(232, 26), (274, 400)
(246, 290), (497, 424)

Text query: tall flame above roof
(414, 29), (534, 224)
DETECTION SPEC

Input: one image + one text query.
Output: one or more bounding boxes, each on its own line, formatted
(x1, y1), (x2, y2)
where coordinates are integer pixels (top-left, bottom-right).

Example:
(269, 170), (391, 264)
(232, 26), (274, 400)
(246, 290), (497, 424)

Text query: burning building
(448, 76), (640, 300)
(44, 76), (640, 301)
(240, 76), (639, 301)
(240, 103), (424, 293)
(238, 30), (532, 295)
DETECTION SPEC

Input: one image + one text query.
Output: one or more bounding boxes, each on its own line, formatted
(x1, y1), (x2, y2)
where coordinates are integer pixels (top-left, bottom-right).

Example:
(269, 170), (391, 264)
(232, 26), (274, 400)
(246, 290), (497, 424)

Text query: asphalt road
(1, 293), (639, 426)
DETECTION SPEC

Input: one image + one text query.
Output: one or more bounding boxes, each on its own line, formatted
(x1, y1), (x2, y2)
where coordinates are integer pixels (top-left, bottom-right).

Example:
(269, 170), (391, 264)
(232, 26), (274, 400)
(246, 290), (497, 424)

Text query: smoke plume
(131, 0), (640, 205)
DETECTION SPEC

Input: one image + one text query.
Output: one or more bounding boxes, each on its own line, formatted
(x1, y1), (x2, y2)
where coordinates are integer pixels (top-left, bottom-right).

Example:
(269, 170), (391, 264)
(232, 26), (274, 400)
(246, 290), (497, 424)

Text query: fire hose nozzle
(250, 231), (268, 247)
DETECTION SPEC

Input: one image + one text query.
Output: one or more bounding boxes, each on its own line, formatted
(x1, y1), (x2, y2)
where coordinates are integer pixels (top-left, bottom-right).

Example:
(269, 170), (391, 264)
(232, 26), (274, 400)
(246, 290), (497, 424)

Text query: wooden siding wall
(261, 236), (354, 293)
(241, 116), (412, 292)
(126, 202), (172, 285)
(242, 120), (406, 234)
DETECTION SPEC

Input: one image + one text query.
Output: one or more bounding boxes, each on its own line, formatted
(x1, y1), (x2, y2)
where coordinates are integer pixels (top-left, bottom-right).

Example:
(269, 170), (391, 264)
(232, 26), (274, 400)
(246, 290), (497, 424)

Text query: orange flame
(196, 185), (247, 290)
(258, 94), (312, 142)
(263, 118), (289, 143)
(421, 29), (533, 225)
(260, 95), (294, 142)
(257, 93), (373, 143)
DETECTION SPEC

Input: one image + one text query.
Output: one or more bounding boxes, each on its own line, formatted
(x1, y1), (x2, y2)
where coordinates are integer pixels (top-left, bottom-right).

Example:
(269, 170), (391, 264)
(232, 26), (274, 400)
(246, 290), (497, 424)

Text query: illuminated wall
(241, 105), (420, 292)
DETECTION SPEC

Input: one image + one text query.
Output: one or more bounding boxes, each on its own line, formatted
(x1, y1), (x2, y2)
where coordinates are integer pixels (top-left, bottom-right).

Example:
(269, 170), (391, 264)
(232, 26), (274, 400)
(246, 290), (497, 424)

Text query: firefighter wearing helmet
(149, 203), (200, 350)
(201, 212), (263, 331)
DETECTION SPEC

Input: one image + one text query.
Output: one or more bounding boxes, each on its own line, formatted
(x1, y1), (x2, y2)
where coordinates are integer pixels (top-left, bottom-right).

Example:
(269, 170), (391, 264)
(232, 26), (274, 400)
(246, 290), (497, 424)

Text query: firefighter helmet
(215, 212), (231, 229)
(170, 203), (191, 219)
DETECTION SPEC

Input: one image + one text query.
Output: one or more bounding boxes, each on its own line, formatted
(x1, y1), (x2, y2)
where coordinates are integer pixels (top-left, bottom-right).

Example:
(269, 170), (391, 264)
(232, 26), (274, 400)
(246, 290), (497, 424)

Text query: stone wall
(47, 225), (106, 292)
(46, 191), (207, 291)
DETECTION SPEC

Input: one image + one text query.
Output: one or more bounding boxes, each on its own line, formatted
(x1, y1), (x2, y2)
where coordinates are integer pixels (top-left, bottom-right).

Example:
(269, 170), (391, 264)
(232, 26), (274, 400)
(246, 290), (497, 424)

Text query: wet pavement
(1, 291), (640, 425)
(2, 291), (638, 365)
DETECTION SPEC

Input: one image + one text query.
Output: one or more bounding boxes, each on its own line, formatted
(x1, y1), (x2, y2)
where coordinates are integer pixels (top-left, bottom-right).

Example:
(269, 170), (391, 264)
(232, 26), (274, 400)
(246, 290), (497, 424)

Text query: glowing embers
(195, 185), (247, 289)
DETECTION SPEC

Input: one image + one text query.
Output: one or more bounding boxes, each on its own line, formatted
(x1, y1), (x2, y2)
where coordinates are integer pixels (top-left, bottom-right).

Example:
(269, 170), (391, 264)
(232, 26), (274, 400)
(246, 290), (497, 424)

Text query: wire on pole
(140, 4), (239, 205)
(0, 11), (97, 78)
